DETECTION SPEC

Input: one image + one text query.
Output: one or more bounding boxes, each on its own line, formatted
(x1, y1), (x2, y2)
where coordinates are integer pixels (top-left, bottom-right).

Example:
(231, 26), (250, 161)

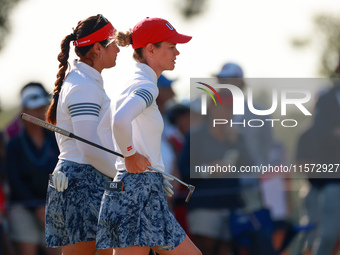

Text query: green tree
(0, 0), (23, 51)
(175, 0), (208, 19)
(291, 13), (340, 78)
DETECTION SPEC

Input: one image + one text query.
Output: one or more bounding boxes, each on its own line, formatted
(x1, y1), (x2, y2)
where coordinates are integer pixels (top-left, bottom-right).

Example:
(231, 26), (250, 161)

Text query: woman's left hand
(125, 152), (150, 174)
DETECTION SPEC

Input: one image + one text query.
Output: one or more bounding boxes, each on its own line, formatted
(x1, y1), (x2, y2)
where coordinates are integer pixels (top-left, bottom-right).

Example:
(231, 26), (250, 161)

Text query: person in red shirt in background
(0, 182), (15, 255)
(0, 103), (15, 255)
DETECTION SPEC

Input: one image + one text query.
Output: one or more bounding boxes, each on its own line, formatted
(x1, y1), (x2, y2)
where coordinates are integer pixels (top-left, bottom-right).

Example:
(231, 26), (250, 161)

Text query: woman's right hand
(124, 152), (150, 174)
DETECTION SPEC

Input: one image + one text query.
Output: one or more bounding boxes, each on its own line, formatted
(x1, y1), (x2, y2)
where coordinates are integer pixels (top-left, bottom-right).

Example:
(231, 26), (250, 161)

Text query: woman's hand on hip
(125, 152), (150, 174)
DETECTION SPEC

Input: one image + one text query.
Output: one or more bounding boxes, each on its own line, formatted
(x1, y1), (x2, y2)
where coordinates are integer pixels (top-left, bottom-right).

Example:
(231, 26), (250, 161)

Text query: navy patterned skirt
(96, 171), (186, 250)
(45, 160), (111, 247)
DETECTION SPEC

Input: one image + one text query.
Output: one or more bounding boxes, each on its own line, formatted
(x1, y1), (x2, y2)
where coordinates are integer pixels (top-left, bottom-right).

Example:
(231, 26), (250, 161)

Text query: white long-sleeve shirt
(99, 63), (164, 172)
(56, 60), (116, 178)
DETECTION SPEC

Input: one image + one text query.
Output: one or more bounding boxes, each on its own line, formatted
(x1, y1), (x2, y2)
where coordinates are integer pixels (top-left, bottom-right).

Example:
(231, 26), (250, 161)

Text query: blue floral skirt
(45, 160), (111, 247)
(96, 171), (186, 250)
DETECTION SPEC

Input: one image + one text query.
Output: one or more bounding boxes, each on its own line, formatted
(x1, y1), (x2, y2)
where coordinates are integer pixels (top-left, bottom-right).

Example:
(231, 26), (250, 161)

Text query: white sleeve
(73, 120), (117, 178)
(113, 94), (146, 157)
(97, 105), (117, 161)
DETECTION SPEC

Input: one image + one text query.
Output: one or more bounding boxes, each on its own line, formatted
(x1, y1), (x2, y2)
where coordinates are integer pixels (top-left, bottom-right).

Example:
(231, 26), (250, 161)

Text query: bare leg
(111, 235), (201, 255)
(97, 247), (114, 255)
(190, 234), (217, 255)
(114, 246), (150, 255)
(62, 241), (97, 255)
(152, 235), (202, 255)
(45, 246), (62, 255)
(216, 241), (231, 255)
(332, 238), (340, 255)
(16, 242), (38, 255)
(0, 231), (15, 255)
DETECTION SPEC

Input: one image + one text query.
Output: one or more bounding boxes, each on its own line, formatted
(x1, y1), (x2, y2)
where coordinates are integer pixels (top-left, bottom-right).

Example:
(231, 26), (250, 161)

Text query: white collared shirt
(56, 60), (111, 164)
(98, 63), (164, 172)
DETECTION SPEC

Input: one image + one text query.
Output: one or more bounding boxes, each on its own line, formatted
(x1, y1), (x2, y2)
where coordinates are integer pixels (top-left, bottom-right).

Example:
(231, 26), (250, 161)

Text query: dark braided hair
(46, 15), (110, 124)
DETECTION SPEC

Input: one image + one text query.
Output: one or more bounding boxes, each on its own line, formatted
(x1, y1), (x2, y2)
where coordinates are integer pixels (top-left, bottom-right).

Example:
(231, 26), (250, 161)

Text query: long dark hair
(46, 15), (110, 124)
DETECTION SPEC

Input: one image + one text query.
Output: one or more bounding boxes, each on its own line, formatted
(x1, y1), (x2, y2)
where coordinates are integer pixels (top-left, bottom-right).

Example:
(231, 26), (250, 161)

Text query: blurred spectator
(178, 90), (254, 255)
(3, 95), (23, 141)
(166, 103), (190, 139)
(0, 99), (6, 189)
(4, 115), (23, 142)
(215, 63), (273, 166)
(260, 140), (290, 252)
(296, 123), (319, 255)
(157, 74), (185, 156)
(295, 86), (334, 255)
(0, 183), (15, 255)
(165, 103), (191, 233)
(5, 82), (61, 255)
(0, 101), (15, 255)
(189, 97), (204, 130)
(156, 74), (176, 114)
(215, 62), (274, 212)
(215, 62), (290, 253)
(156, 75), (177, 174)
(306, 74), (340, 255)
(156, 75), (190, 235)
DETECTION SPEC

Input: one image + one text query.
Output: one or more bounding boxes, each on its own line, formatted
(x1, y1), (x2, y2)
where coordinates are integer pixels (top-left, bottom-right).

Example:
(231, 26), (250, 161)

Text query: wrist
(125, 152), (137, 159)
(123, 147), (136, 157)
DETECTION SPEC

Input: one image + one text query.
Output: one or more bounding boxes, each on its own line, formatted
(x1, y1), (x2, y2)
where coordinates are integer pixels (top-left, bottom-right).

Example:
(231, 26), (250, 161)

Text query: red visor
(74, 22), (116, 47)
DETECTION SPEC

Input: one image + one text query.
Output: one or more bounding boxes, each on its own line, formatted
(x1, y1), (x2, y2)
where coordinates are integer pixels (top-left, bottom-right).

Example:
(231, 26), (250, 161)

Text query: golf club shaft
(21, 113), (124, 158)
(147, 166), (189, 188)
(21, 113), (190, 188)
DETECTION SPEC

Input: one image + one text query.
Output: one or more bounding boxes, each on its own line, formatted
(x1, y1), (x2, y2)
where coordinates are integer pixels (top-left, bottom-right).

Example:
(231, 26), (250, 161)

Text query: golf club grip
(21, 113), (71, 137)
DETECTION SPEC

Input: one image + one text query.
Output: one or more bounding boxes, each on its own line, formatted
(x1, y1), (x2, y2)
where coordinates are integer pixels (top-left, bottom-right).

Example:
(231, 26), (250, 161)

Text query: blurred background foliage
(291, 13), (340, 78)
(0, 0), (24, 51)
(0, 0), (23, 128)
(1, 0), (340, 127)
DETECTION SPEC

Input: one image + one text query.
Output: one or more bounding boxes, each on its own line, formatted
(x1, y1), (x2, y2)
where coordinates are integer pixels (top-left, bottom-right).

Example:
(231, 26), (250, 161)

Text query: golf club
(21, 113), (195, 202)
